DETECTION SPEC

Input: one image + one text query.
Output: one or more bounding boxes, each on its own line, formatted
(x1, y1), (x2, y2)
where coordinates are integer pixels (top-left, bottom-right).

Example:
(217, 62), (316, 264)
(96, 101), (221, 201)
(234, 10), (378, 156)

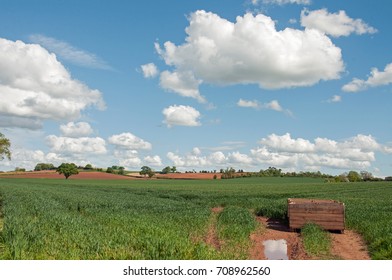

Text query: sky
(0, 0), (391, 176)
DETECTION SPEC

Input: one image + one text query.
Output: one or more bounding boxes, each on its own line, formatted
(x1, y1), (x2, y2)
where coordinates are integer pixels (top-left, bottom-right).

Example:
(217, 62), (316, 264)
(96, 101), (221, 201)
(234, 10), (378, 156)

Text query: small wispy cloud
(261, 0), (311, 5)
(202, 141), (247, 152)
(29, 34), (112, 70)
(342, 63), (392, 92)
(237, 99), (259, 109)
(327, 95), (342, 103)
(141, 63), (159, 78)
(237, 99), (293, 116)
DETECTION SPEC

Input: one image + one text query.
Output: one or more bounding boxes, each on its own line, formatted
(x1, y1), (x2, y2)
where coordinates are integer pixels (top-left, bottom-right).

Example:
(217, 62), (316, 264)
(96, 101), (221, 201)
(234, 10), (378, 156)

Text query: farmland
(0, 177), (391, 260)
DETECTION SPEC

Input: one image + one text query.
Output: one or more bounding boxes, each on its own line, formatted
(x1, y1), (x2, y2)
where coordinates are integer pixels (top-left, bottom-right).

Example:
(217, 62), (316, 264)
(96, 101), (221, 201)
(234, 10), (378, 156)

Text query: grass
(301, 223), (333, 259)
(0, 177), (391, 259)
(216, 206), (258, 258)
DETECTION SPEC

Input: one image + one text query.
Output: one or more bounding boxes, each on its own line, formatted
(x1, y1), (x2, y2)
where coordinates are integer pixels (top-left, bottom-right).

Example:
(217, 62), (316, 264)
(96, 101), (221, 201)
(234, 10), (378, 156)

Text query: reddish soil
(330, 230), (370, 260)
(156, 173), (220, 180)
(250, 217), (309, 260)
(204, 207), (224, 250)
(0, 171), (135, 180)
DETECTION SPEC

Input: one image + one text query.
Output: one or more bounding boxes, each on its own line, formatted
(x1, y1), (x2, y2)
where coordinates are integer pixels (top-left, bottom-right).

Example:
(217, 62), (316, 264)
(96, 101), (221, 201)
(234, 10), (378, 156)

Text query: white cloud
(108, 132), (152, 150)
(237, 99), (292, 116)
(228, 151), (253, 165)
(29, 34), (112, 70)
(192, 147), (202, 155)
(166, 149), (251, 169)
(203, 141), (247, 151)
(208, 151), (227, 165)
(0, 38), (105, 130)
(250, 146), (298, 167)
(162, 133), (390, 172)
(0, 116), (42, 130)
(301, 8), (377, 37)
(155, 10), (343, 97)
(342, 63), (392, 92)
(0, 148), (60, 170)
(327, 95), (342, 103)
(253, 133), (382, 170)
(289, 18), (297, 24)
(162, 105), (201, 128)
(141, 63), (159, 78)
(159, 70), (206, 103)
(113, 150), (142, 169)
(237, 99), (259, 108)
(144, 155), (163, 167)
(46, 135), (107, 155)
(262, 0), (311, 5)
(167, 151), (211, 168)
(167, 152), (186, 167)
(107, 133), (157, 169)
(260, 133), (315, 153)
(265, 100), (283, 111)
(60, 122), (93, 137)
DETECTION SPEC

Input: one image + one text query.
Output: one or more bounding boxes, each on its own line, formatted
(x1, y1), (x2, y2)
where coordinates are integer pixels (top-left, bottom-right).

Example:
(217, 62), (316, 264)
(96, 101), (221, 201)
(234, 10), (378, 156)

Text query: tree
(118, 166), (125, 175)
(140, 166), (152, 177)
(347, 171), (361, 182)
(34, 163), (55, 171)
(56, 163), (79, 179)
(147, 170), (155, 178)
(84, 164), (93, 170)
(221, 167), (236, 179)
(161, 166), (172, 174)
(360, 171), (373, 181)
(171, 166), (177, 173)
(106, 167), (114, 173)
(0, 132), (11, 161)
(15, 167), (26, 172)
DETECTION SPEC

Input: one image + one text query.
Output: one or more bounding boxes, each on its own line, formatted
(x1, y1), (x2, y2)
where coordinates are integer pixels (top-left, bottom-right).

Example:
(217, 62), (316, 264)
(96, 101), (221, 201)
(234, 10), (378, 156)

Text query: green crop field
(0, 177), (391, 260)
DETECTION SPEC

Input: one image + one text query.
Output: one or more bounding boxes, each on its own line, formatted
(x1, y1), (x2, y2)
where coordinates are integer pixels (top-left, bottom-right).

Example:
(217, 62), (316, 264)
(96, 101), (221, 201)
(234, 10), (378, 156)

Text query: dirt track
(204, 208), (370, 260)
(249, 216), (370, 260)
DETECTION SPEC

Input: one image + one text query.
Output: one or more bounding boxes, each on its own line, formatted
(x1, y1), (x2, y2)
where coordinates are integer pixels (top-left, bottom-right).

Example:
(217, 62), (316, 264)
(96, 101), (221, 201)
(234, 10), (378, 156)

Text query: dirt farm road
(250, 216), (370, 260)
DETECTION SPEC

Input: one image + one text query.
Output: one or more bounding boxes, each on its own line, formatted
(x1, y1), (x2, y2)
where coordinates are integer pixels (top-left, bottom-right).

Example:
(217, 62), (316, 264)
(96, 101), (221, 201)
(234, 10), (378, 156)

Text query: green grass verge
(216, 206), (258, 258)
(301, 223), (333, 259)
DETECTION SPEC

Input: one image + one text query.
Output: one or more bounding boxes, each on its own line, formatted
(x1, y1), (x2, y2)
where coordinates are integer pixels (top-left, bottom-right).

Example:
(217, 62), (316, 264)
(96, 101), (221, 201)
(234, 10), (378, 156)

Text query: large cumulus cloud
(155, 10), (344, 101)
(0, 38), (105, 129)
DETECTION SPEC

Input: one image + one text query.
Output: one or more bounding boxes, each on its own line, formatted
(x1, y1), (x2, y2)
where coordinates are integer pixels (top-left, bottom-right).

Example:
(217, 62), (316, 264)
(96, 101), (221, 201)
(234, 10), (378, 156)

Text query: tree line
(0, 131), (389, 181)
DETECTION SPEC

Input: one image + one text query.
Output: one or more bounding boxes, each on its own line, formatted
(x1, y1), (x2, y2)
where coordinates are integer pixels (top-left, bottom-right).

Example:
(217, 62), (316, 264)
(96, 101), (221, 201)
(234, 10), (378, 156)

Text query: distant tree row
(34, 163), (56, 171)
(161, 166), (177, 174)
(106, 165), (125, 175)
(326, 170), (384, 183)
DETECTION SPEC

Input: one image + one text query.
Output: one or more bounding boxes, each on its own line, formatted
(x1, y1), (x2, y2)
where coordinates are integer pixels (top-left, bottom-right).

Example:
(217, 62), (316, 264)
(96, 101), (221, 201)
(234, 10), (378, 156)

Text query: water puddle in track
(263, 239), (288, 260)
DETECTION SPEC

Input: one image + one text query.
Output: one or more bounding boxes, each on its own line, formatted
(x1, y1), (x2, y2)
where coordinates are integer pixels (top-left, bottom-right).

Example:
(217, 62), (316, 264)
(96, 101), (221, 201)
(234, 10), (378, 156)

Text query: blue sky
(1, 0), (391, 176)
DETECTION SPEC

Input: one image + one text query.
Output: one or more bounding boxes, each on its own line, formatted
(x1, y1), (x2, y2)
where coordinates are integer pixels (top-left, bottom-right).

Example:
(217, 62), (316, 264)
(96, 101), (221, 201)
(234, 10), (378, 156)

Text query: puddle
(263, 239), (288, 260)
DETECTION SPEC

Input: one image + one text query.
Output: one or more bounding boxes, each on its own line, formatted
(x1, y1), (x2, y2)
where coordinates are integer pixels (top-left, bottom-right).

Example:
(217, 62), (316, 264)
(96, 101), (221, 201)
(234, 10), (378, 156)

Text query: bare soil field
(156, 173), (219, 180)
(2, 171), (222, 180)
(0, 171), (135, 180)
